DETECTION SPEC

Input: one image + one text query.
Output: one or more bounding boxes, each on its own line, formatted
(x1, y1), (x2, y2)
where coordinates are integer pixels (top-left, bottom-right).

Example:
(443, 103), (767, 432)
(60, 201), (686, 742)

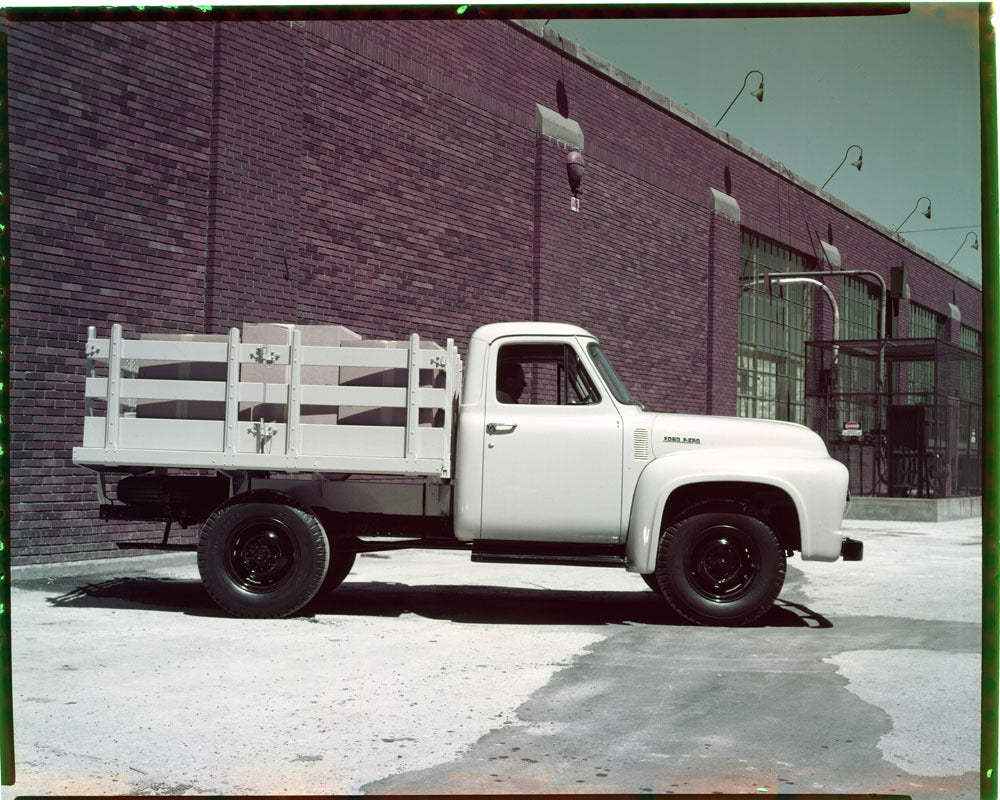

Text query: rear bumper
(841, 536), (864, 561)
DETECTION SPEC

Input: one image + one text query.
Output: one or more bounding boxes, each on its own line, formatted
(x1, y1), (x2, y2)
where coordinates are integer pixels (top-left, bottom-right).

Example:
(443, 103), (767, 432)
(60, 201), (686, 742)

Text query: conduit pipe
(769, 276), (840, 376)
(769, 268), (888, 393)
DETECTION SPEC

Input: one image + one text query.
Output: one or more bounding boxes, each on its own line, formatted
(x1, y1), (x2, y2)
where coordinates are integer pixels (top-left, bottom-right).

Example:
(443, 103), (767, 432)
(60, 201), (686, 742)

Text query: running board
(471, 541), (627, 568)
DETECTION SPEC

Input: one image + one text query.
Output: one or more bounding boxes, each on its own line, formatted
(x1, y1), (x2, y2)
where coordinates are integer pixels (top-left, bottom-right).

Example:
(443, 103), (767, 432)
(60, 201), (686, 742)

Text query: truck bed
(72, 324), (462, 477)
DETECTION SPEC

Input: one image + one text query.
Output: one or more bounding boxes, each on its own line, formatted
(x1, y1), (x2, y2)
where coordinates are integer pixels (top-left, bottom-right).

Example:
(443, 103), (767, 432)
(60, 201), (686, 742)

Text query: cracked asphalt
(4, 516), (983, 798)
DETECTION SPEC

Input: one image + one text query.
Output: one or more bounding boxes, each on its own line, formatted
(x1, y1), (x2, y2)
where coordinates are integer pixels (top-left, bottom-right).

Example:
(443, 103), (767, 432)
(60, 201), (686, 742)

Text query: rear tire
(197, 501), (330, 618)
(654, 511), (785, 626)
(319, 548), (357, 594)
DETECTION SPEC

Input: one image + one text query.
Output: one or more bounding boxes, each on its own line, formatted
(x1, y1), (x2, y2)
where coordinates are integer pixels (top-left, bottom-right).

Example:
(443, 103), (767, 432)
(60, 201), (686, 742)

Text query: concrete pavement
(3, 515), (984, 798)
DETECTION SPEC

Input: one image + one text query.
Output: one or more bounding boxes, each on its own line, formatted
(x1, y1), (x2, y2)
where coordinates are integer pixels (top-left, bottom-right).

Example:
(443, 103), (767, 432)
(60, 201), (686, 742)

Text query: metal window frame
(737, 230), (814, 424)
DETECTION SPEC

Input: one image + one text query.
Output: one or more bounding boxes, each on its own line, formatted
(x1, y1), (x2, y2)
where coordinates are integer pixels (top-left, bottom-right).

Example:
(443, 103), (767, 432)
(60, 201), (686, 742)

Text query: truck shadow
(41, 576), (210, 614)
(313, 583), (831, 628)
(38, 576), (831, 628)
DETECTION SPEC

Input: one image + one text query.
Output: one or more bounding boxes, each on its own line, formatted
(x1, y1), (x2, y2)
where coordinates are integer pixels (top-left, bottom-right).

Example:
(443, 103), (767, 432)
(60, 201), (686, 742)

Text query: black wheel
(641, 572), (663, 595)
(655, 512), (785, 626)
(197, 501), (330, 618)
(319, 548), (357, 594)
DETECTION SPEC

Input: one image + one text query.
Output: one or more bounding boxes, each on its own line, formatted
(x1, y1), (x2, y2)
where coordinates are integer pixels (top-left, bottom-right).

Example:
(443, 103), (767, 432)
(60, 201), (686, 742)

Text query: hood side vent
(633, 427), (651, 460)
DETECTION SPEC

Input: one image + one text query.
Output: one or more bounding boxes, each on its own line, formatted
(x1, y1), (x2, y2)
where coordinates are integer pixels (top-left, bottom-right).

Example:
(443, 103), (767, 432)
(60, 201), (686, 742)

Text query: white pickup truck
(72, 321), (860, 626)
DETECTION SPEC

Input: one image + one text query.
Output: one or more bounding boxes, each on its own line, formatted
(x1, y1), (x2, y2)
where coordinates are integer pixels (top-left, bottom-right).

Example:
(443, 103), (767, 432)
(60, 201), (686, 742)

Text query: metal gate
(805, 337), (981, 498)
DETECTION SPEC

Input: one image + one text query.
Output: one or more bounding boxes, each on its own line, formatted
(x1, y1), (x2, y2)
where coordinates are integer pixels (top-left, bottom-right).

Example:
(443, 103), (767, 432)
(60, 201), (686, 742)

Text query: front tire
(654, 512), (785, 626)
(197, 501), (330, 618)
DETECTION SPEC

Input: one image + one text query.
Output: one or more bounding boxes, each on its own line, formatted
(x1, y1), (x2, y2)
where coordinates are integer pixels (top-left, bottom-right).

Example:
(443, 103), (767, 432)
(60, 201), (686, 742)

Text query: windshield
(587, 343), (638, 405)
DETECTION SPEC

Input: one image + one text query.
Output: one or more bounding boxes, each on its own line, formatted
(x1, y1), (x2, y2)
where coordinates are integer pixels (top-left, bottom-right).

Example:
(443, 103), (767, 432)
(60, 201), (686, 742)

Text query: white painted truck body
(74, 324), (462, 476)
(73, 321), (857, 624)
(453, 323), (849, 568)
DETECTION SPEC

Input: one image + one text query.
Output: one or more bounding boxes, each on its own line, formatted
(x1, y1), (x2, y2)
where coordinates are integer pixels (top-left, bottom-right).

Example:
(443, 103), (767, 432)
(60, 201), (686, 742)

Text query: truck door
(480, 340), (624, 542)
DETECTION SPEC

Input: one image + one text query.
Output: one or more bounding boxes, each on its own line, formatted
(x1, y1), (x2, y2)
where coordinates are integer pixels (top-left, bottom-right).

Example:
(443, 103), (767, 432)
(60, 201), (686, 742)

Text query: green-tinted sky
(545, 4), (984, 283)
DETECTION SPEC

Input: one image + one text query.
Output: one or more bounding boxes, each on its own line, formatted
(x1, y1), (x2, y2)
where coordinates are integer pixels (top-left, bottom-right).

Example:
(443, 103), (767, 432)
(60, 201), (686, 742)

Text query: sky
(543, 4), (986, 285)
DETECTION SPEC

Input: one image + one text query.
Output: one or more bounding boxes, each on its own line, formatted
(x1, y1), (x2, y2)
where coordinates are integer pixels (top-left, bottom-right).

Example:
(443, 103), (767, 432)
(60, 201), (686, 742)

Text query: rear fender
(208, 489), (315, 520)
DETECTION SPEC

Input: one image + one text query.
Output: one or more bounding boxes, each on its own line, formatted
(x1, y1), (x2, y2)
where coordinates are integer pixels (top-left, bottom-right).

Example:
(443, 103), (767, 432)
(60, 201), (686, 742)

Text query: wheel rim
(225, 519), (297, 592)
(686, 523), (759, 602)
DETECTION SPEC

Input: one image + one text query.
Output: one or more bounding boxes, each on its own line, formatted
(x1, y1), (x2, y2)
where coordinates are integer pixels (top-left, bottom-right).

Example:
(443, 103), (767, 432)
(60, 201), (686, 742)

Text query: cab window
(495, 343), (600, 406)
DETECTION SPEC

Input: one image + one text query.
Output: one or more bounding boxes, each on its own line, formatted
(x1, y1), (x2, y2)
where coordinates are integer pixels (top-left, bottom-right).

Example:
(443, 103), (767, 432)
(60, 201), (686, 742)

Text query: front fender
(625, 451), (849, 573)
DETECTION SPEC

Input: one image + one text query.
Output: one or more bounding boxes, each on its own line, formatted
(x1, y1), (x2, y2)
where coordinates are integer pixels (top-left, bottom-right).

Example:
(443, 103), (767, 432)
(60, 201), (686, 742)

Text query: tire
(641, 572), (663, 595)
(319, 548), (357, 594)
(197, 501), (330, 618)
(654, 511), (785, 626)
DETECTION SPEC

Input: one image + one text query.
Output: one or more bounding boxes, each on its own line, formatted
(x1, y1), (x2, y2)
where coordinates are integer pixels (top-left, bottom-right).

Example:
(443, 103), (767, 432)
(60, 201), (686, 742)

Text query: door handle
(486, 422), (518, 435)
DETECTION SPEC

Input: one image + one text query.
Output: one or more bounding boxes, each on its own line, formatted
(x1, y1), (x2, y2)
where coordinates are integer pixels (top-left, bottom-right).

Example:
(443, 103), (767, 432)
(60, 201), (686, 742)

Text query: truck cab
(456, 322), (628, 544)
(455, 323), (857, 625)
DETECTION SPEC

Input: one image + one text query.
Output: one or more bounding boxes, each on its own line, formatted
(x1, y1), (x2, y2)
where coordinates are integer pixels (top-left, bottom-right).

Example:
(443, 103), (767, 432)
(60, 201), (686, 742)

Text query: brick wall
(4, 19), (981, 563)
(6, 21), (216, 562)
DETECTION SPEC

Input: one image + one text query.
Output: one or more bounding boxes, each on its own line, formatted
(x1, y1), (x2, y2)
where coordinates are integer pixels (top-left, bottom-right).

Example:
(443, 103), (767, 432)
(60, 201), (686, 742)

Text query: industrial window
(737, 231), (813, 424)
(957, 325), (982, 493)
(959, 325), (982, 402)
(909, 304), (946, 401)
(838, 276), (881, 431)
(960, 324), (980, 354)
(840, 276), (880, 340)
(911, 304), (946, 340)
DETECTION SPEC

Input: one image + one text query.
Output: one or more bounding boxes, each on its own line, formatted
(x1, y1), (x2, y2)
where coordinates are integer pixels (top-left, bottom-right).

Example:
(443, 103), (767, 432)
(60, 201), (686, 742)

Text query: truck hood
(647, 412), (830, 459)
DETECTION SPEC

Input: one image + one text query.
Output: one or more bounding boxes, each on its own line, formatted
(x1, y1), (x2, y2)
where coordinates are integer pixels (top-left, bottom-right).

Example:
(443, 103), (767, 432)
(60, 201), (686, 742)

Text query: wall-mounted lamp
(894, 196), (931, 232)
(821, 145), (863, 190)
(716, 70), (764, 126)
(566, 149), (585, 196)
(947, 231), (979, 264)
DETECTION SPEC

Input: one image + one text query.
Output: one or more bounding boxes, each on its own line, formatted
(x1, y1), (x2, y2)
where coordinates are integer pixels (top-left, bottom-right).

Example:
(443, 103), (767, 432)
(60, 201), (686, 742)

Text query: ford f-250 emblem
(664, 435), (701, 445)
